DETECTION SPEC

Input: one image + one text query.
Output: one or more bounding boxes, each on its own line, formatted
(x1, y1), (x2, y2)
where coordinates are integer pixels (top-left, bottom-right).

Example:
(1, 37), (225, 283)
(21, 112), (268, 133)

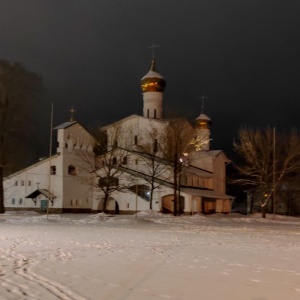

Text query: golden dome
(141, 59), (166, 93)
(195, 113), (212, 129)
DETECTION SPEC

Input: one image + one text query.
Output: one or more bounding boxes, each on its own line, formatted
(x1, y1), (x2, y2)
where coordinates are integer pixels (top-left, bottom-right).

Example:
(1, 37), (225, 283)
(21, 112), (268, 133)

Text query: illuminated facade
(3, 58), (233, 214)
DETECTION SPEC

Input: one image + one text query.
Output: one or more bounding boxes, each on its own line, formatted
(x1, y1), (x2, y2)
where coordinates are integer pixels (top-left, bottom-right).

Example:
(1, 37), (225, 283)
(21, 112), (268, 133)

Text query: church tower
(195, 111), (212, 151)
(140, 58), (166, 119)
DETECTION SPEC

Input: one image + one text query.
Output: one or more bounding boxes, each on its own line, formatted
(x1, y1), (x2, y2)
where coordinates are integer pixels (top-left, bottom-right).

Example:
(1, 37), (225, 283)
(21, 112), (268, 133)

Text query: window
(154, 109), (157, 119)
(112, 157), (117, 165)
(98, 177), (119, 187)
(70, 199), (73, 206)
(122, 156), (127, 165)
(113, 140), (118, 148)
(21, 180), (24, 186)
(28, 180), (31, 186)
(50, 165), (56, 175)
(12, 198), (15, 205)
(153, 139), (158, 153)
(147, 109), (149, 118)
(134, 135), (138, 145)
(68, 165), (76, 175)
(15, 181), (18, 186)
(19, 198), (23, 205)
(65, 143), (68, 148)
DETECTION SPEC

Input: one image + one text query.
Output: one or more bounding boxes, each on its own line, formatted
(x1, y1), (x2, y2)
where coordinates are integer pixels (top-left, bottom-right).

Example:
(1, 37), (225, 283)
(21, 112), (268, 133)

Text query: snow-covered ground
(0, 211), (300, 300)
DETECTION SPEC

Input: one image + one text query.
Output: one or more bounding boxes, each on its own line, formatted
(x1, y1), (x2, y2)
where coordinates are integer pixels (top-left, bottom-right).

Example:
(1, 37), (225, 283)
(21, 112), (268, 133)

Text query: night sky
(1, 0), (300, 158)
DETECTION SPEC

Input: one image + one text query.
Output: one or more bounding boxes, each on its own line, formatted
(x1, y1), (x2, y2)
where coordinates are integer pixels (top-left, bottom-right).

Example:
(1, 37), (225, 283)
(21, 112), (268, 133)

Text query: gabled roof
(101, 114), (168, 130)
(26, 189), (56, 200)
(54, 121), (78, 130)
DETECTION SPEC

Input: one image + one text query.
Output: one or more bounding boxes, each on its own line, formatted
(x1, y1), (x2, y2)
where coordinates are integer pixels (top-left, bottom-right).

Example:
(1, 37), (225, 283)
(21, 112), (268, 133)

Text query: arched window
(122, 156), (127, 165)
(50, 165), (56, 175)
(68, 165), (76, 175)
(112, 157), (117, 165)
(19, 198), (23, 205)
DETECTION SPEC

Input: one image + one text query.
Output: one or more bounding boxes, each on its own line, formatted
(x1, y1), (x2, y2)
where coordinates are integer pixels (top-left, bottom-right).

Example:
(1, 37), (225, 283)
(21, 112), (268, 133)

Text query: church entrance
(114, 201), (120, 215)
(162, 195), (185, 214)
(40, 199), (48, 212)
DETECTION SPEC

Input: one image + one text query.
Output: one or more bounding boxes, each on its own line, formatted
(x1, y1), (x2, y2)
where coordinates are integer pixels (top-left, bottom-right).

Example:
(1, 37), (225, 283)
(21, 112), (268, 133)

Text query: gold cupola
(140, 58), (166, 93)
(195, 113), (212, 129)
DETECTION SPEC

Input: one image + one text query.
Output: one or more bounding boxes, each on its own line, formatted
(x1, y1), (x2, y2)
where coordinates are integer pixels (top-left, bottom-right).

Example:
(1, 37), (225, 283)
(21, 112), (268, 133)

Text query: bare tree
(0, 60), (42, 214)
(92, 124), (135, 213)
(162, 118), (196, 216)
(136, 125), (172, 210)
(233, 127), (300, 217)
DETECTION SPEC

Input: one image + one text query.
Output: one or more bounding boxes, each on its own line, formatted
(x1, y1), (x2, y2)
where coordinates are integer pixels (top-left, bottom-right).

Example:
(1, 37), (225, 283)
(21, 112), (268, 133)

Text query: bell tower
(140, 57), (166, 119)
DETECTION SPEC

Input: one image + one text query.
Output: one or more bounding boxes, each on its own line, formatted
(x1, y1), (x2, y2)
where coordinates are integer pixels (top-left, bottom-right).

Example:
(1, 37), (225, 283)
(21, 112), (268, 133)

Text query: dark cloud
(1, 0), (300, 158)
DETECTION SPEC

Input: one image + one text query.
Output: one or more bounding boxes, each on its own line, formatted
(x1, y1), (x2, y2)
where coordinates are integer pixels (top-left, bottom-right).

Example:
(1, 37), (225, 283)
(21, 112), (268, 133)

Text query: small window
(122, 156), (127, 165)
(19, 198), (23, 205)
(154, 109), (157, 119)
(112, 157), (117, 165)
(50, 165), (56, 175)
(28, 180), (31, 186)
(65, 143), (68, 148)
(21, 180), (24, 186)
(147, 109), (150, 118)
(134, 135), (138, 145)
(153, 139), (158, 153)
(113, 140), (118, 148)
(98, 177), (119, 187)
(127, 203), (130, 208)
(70, 199), (73, 206)
(98, 177), (106, 187)
(12, 198), (15, 205)
(68, 165), (76, 175)
(15, 181), (18, 186)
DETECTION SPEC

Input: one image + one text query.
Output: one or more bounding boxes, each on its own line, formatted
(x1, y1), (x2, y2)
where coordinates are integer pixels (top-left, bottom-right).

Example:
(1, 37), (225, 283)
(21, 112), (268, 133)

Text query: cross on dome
(148, 43), (160, 58)
(199, 95), (208, 113)
(69, 105), (76, 121)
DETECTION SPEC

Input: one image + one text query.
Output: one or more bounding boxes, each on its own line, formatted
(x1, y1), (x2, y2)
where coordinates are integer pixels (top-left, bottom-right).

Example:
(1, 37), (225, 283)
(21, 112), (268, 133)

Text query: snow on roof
(182, 187), (234, 199)
(25, 189), (56, 199)
(54, 121), (78, 130)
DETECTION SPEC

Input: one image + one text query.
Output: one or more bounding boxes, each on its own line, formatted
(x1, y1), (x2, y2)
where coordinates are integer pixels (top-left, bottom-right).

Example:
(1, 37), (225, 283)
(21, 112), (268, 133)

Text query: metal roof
(25, 189), (56, 199)
(53, 121), (77, 130)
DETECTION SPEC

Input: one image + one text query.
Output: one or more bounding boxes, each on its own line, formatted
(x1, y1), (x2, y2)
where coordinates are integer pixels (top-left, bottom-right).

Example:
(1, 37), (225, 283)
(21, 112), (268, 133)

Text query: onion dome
(141, 58), (166, 92)
(195, 113), (212, 129)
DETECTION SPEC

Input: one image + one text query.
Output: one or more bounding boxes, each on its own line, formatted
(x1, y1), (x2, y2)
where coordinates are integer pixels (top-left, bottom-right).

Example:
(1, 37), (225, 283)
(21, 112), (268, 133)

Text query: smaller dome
(195, 113), (212, 129)
(141, 59), (166, 93)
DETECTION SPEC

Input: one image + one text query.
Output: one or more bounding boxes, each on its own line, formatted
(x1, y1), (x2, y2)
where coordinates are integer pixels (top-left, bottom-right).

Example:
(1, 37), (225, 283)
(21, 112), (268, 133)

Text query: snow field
(0, 212), (300, 300)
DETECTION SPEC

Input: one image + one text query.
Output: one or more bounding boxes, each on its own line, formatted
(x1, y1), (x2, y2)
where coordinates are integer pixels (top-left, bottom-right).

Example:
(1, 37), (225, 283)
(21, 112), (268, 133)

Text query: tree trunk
(0, 167), (5, 214)
(261, 205), (266, 218)
(102, 192), (109, 213)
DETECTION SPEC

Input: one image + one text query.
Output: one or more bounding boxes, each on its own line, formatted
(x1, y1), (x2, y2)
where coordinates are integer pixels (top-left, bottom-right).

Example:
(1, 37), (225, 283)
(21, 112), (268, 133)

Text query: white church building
(3, 58), (233, 214)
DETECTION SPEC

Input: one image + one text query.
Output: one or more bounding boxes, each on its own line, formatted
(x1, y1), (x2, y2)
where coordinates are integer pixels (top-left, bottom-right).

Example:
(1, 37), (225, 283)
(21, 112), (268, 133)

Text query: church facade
(3, 58), (233, 214)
